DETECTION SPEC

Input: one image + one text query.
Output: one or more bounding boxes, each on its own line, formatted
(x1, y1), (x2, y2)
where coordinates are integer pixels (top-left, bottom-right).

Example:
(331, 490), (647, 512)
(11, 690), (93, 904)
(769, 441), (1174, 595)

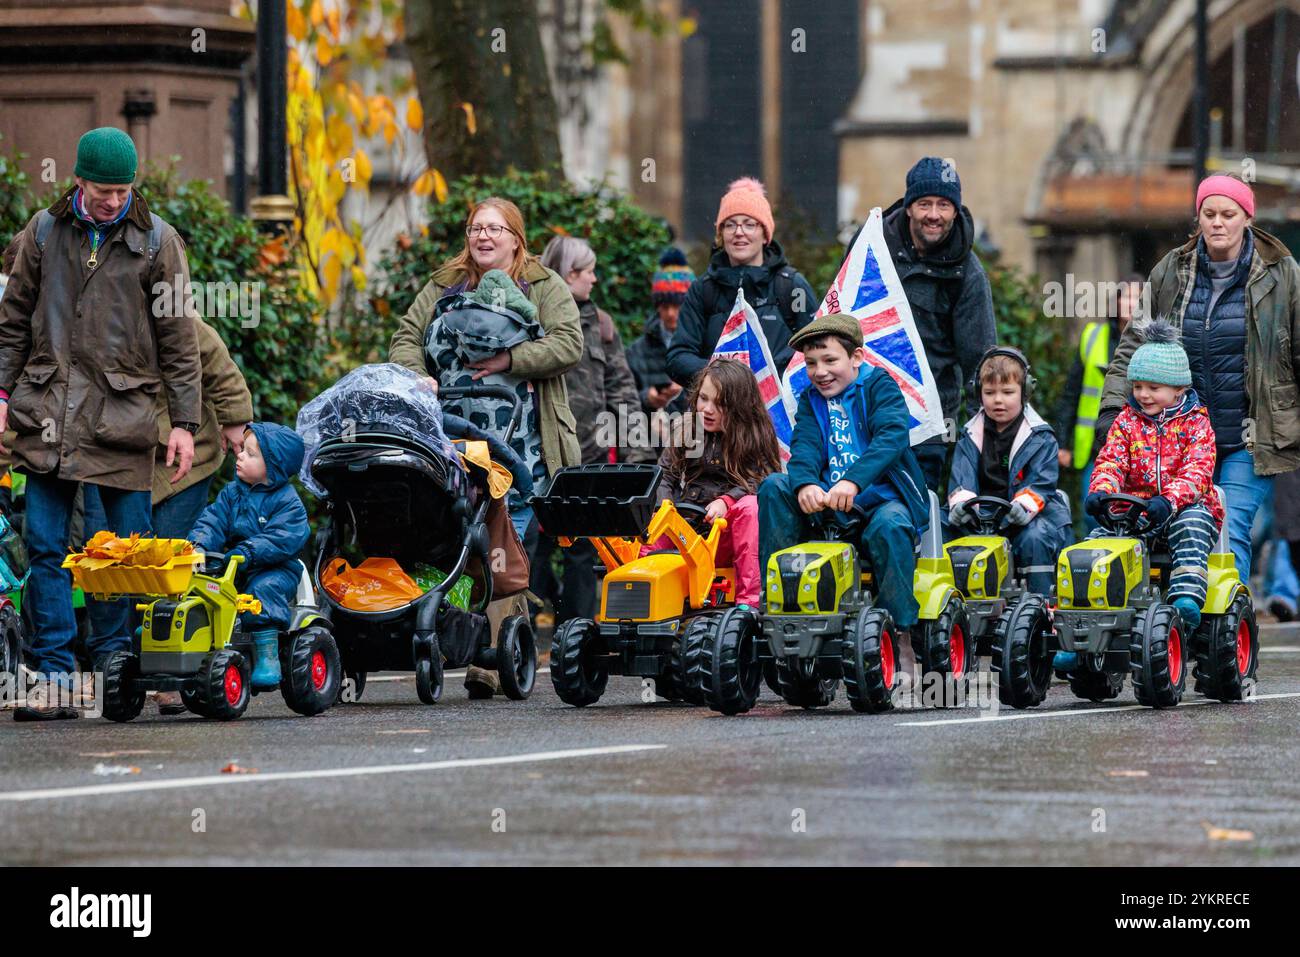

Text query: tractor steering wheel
(1095, 493), (1153, 536)
(962, 496), (1013, 534)
(674, 501), (718, 535)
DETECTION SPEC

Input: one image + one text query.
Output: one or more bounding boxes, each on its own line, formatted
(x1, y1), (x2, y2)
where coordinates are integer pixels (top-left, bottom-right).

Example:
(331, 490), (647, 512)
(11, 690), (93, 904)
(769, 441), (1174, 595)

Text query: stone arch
(1123, 0), (1300, 158)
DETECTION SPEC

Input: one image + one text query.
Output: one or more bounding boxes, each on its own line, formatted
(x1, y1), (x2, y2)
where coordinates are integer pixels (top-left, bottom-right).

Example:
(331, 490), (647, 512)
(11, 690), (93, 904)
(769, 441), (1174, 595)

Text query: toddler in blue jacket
(190, 421), (309, 690)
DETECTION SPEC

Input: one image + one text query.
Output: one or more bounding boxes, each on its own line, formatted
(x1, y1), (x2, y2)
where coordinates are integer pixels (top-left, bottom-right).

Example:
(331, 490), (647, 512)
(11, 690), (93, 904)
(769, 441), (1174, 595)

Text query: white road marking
(0, 744), (667, 804)
(895, 692), (1300, 727)
(1260, 646), (1300, 653)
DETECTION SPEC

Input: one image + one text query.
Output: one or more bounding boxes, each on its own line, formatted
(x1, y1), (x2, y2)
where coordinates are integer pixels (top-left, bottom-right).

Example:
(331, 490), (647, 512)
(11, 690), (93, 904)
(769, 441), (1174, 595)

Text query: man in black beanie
(842, 156), (996, 494)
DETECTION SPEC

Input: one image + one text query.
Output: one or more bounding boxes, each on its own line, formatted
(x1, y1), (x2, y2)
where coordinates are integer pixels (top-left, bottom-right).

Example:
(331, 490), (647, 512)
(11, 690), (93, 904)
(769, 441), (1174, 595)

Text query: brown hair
(667, 358), (782, 492)
(444, 197), (535, 287)
(979, 354), (1024, 389)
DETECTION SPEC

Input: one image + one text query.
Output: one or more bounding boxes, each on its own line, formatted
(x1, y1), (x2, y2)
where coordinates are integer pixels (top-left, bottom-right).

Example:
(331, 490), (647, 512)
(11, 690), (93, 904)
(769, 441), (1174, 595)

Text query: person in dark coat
(666, 178), (816, 390)
(625, 248), (694, 463)
(948, 348), (1070, 596)
(190, 422), (309, 691)
(843, 157), (997, 494)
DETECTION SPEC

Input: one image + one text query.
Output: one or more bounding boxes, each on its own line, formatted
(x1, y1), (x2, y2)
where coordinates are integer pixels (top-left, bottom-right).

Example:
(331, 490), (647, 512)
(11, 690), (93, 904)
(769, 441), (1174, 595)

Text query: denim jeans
(759, 474), (919, 628)
(1079, 459), (1099, 534)
(25, 471), (152, 677)
(1212, 448), (1273, 581)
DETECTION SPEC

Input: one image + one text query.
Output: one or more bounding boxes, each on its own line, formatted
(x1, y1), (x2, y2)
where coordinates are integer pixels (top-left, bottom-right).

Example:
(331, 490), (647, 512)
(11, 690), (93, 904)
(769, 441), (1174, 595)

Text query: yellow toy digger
(532, 464), (749, 709)
(64, 542), (339, 721)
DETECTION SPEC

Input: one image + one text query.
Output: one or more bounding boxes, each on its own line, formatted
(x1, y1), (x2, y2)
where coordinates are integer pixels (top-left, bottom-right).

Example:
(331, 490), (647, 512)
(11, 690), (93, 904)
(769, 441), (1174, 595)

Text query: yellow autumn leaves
(284, 0), (449, 306)
(71, 533), (195, 572)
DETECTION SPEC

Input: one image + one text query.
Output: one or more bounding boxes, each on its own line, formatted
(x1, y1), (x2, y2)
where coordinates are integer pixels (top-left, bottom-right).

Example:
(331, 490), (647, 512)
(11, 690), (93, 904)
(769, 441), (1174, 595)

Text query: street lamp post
(251, 0), (294, 231)
(1192, 0), (1209, 194)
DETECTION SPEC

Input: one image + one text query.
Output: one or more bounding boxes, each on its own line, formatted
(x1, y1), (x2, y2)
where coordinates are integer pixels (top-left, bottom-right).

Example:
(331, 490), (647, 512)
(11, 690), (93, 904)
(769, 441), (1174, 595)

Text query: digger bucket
(530, 464), (662, 539)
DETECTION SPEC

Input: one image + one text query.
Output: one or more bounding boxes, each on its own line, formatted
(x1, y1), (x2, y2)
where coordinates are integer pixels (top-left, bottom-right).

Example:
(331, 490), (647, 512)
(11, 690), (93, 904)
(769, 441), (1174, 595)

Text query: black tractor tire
(1193, 594), (1258, 702)
(550, 618), (608, 707)
(1067, 668), (1125, 703)
(280, 626), (342, 716)
(912, 596), (973, 682)
(699, 607), (762, 716)
(101, 650), (145, 723)
(991, 595), (1053, 709)
(842, 607), (898, 714)
(198, 649), (251, 720)
(1131, 602), (1187, 709)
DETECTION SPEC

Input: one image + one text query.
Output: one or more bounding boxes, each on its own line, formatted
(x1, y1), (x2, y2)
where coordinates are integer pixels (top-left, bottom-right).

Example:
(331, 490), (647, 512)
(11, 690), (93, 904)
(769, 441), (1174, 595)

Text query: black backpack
(33, 208), (165, 267)
(701, 266), (802, 335)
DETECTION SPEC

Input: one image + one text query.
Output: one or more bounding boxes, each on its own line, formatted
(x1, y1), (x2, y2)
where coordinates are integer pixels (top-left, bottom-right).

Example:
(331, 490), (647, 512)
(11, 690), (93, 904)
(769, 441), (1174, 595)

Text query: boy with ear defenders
(946, 346), (1071, 595)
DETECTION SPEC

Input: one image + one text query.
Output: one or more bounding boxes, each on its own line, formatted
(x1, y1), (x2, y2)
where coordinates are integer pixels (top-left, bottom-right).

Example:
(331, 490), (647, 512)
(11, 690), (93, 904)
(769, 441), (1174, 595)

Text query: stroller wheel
(415, 643), (444, 704)
(496, 615), (537, 700)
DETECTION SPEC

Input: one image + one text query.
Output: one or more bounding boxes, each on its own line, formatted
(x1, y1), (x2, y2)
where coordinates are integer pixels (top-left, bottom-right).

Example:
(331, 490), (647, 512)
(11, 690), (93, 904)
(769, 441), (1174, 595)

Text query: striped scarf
(71, 187), (133, 261)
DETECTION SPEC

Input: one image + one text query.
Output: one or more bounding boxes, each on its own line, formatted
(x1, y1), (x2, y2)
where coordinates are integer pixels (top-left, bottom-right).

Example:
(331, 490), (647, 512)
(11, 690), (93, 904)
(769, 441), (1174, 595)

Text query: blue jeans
(1010, 516), (1068, 596)
(25, 472), (152, 677)
(1213, 448), (1273, 582)
(151, 477), (213, 540)
(509, 502), (534, 542)
(759, 474), (919, 628)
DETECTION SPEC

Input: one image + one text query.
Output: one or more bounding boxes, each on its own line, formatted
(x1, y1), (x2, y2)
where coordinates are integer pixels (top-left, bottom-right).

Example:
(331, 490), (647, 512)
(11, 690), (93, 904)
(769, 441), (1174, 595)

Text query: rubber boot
(250, 629), (282, 691)
(1053, 651), (1080, 673)
(1172, 597), (1202, 629)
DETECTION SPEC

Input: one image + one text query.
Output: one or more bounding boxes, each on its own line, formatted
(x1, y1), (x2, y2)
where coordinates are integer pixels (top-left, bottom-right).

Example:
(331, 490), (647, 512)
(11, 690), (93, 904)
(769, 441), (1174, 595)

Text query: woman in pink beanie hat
(1093, 170), (1300, 603)
(666, 176), (818, 393)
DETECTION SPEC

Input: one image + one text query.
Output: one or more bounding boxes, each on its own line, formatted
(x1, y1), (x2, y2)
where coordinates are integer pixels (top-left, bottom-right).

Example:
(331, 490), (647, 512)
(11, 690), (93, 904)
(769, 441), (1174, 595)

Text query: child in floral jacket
(1080, 319), (1220, 660)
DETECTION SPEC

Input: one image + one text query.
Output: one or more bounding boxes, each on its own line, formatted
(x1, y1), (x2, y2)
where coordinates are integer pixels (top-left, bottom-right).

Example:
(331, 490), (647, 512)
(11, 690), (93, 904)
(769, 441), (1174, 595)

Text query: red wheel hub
(1236, 618), (1251, 676)
(224, 664), (243, 706)
(950, 623), (966, 678)
(880, 629), (895, 688)
(311, 649), (327, 691)
(1168, 624), (1182, 684)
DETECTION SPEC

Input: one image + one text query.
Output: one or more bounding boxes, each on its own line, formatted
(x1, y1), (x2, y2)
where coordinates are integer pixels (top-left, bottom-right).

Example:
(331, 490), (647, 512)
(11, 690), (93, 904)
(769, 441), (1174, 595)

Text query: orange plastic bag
(320, 557), (423, 611)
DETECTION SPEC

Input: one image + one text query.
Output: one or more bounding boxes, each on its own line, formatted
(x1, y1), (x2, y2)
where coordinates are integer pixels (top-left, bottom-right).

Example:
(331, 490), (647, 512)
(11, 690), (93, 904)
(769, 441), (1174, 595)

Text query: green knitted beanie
(1128, 318), (1191, 387)
(74, 127), (138, 184)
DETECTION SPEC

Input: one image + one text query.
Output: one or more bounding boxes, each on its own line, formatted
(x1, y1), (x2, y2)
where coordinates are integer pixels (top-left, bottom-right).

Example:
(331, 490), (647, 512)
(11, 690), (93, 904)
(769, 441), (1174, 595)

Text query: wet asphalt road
(2, 624), (1299, 866)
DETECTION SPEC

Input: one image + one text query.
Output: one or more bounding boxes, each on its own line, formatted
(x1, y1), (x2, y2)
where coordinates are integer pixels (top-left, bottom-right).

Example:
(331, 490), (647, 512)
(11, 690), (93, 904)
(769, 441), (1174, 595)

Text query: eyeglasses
(721, 219), (761, 236)
(466, 223), (508, 239)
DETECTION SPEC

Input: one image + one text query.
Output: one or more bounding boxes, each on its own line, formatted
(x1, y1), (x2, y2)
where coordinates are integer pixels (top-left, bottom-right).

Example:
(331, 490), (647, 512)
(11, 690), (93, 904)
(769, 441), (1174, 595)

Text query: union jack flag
(783, 207), (946, 446)
(711, 288), (797, 463)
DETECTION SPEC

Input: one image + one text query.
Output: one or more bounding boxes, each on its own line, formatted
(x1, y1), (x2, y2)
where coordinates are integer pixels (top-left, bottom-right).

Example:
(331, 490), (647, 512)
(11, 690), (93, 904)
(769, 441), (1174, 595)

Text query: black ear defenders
(969, 345), (1036, 400)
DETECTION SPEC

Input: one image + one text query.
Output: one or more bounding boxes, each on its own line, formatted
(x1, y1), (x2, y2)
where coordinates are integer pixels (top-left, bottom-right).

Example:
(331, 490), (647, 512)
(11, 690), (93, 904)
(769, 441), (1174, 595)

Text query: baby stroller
(299, 364), (537, 705)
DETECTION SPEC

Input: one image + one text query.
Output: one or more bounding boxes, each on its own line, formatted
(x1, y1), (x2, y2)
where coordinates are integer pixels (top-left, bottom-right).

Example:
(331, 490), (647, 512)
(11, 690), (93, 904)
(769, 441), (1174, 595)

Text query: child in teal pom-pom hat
(1060, 319), (1223, 672)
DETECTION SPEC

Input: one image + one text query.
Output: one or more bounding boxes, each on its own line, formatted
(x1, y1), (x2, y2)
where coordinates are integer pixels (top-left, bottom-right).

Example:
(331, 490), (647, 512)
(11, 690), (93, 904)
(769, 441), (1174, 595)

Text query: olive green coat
(1100, 226), (1300, 476)
(388, 259), (582, 475)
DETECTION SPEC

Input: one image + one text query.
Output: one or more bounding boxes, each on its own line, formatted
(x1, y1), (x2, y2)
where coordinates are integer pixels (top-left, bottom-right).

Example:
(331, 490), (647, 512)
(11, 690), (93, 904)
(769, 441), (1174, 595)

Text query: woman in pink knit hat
(666, 177), (817, 392)
(1095, 172), (1300, 606)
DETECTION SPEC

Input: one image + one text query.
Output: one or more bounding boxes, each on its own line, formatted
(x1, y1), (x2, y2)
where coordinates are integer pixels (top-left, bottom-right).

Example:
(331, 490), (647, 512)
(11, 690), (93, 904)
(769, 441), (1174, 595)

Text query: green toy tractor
(65, 544), (340, 721)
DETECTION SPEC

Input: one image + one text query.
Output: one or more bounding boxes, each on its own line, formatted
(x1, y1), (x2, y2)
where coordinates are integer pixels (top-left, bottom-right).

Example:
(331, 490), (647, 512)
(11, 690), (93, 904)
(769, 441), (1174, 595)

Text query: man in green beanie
(0, 125), (202, 720)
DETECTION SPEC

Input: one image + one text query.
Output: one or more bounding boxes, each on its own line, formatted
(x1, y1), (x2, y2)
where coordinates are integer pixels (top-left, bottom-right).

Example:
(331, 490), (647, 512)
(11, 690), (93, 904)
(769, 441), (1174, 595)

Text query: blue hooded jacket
(787, 364), (929, 529)
(948, 403), (1071, 530)
(191, 422), (310, 573)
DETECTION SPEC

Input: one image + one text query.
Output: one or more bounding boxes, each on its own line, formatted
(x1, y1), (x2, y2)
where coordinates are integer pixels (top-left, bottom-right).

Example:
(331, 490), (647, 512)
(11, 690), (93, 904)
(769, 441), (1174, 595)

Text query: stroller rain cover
(295, 363), (458, 498)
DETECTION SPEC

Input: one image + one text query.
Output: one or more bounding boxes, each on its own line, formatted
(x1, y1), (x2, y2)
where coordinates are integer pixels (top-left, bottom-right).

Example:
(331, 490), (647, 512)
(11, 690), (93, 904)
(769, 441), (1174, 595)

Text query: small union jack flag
(711, 288), (797, 463)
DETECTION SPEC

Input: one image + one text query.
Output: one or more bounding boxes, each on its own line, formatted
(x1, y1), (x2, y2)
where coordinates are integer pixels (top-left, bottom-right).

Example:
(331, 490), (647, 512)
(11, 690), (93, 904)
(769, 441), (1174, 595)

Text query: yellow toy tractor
(1026, 490), (1256, 710)
(758, 491), (966, 713)
(533, 464), (748, 709)
(64, 543), (340, 721)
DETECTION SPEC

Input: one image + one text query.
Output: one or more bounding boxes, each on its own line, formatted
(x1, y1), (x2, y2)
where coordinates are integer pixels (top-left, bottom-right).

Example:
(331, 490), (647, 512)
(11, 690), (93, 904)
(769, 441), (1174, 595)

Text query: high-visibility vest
(1072, 320), (1110, 465)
